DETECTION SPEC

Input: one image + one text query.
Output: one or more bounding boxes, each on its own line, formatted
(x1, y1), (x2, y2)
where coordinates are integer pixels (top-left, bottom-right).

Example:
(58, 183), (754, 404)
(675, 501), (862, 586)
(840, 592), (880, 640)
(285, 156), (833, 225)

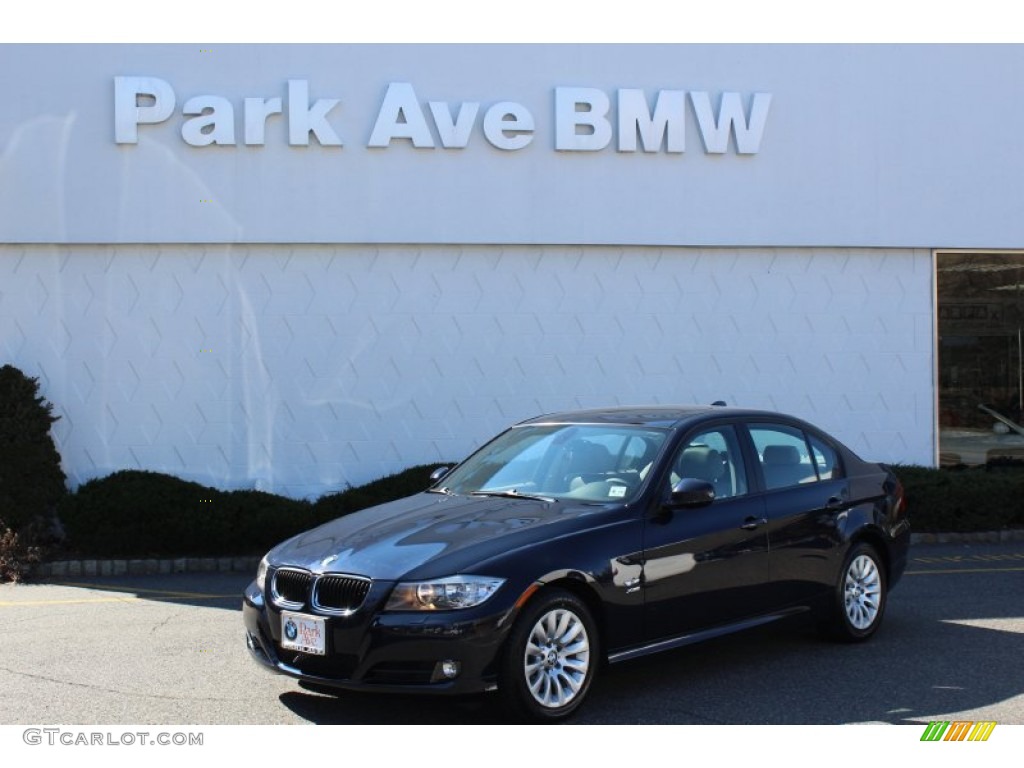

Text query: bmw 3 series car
(243, 405), (910, 720)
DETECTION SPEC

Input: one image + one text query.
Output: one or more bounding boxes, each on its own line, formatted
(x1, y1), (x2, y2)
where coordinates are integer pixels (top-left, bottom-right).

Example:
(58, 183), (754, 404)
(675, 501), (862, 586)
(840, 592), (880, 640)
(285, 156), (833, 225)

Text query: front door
(641, 424), (770, 641)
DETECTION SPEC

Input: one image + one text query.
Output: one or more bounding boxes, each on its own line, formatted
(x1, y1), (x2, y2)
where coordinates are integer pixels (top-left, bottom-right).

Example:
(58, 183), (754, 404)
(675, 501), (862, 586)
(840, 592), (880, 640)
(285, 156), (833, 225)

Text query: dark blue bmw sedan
(243, 405), (910, 720)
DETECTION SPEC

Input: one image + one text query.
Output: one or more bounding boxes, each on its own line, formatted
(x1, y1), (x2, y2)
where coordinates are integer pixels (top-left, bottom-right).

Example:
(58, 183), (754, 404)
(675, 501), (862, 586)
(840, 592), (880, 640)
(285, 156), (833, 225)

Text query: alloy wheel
(844, 553), (882, 630)
(522, 607), (591, 708)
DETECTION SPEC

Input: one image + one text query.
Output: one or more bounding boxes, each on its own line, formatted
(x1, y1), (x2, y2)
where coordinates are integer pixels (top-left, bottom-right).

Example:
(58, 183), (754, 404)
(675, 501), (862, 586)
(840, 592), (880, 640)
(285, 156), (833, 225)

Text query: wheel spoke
(554, 610), (572, 640)
(562, 657), (588, 674)
(560, 619), (584, 645)
(563, 637), (589, 657)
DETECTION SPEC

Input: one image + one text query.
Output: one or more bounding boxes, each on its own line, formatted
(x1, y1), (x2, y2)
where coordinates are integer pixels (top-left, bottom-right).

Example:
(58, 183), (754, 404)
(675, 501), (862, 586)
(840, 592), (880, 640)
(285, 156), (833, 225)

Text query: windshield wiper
(426, 487), (455, 496)
(470, 489), (556, 503)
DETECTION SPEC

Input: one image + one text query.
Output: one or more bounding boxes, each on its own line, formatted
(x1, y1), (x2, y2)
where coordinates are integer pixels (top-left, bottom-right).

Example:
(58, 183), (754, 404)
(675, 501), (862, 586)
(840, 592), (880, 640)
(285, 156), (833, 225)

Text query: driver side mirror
(429, 466), (451, 483)
(667, 478), (716, 508)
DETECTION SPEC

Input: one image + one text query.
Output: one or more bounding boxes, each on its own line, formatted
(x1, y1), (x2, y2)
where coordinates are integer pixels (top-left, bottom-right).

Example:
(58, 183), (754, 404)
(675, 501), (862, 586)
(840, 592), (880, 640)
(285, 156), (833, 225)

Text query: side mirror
(429, 466), (452, 484)
(667, 478), (715, 508)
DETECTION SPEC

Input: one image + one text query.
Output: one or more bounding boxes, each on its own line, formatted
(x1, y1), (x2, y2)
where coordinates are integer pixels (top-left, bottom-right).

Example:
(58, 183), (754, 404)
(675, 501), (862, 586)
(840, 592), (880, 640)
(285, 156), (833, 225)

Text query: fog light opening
(435, 660), (461, 680)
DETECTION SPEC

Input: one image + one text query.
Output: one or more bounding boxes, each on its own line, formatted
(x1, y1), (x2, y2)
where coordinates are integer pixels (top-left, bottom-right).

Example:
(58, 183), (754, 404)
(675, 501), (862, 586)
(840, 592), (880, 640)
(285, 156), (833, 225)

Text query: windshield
(435, 424), (669, 503)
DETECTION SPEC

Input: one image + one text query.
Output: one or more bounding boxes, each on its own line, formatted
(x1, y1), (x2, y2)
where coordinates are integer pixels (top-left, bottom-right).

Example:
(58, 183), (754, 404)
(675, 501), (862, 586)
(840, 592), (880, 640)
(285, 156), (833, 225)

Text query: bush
(312, 464), (447, 524)
(56, 464), (448, 559)
(0, 518), (42, 583)
(892, 463), (1024, 533)
(0, 365), (66, 531)
(57, 471), (318, 558)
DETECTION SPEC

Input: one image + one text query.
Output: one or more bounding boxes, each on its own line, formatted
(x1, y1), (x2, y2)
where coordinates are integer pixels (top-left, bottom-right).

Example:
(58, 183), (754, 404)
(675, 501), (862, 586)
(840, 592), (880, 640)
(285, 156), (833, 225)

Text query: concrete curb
(31, 555), (261, 580)
(24, 531), (1024, 581)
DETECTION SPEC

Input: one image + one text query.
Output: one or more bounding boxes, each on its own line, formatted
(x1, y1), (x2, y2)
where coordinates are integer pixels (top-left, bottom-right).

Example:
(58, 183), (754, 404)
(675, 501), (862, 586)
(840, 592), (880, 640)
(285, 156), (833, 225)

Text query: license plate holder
(280, 611), (326, 655)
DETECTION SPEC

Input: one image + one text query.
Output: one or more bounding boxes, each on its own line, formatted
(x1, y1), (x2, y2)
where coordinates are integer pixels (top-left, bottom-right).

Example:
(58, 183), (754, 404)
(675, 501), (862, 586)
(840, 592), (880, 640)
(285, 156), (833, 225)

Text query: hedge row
(51, 462), (1024, 559)
(893, 463), (1024, 533)
(57, 464), (447, 558)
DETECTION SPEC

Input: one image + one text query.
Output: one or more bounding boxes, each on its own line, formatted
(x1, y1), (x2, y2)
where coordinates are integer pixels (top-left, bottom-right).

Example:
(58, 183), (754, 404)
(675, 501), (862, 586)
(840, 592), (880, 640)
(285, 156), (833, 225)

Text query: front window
(666, 426), (748, 499)
(436, 424), (669, 503)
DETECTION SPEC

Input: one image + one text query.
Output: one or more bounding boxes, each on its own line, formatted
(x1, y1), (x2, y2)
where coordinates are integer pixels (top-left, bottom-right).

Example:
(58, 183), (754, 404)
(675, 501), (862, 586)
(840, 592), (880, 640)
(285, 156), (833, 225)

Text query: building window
(936, 252), (1024, 465)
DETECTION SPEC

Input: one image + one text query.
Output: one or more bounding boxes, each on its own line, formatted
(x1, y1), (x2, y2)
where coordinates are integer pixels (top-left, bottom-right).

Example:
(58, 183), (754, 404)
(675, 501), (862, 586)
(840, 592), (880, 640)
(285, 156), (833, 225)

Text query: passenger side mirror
(667, 478), (716, 508)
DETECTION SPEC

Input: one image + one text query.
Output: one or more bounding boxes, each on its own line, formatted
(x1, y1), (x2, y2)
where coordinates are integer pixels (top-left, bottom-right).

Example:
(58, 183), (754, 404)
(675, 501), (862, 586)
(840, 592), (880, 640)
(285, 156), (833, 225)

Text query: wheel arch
(847, 526), (892, 583)
(519, 571), (609, 662)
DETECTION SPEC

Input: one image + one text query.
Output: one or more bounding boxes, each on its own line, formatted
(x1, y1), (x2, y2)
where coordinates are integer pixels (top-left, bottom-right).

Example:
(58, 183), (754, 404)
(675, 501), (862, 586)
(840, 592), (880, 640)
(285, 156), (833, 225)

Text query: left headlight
(385, 575), (505, 611)
(255, 555), (270, 591)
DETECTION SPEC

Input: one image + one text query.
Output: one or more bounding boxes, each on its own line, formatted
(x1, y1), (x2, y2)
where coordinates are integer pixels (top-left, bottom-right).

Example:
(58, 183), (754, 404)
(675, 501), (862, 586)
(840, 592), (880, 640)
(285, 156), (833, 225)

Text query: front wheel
(499, 588), (599, 721)
(826, 542), (887, 642)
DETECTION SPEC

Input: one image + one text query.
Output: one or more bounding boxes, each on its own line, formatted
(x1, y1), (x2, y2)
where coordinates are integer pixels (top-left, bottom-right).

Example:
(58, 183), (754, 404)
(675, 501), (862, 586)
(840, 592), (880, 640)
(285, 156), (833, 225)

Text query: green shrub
(58, 471), (232, 557)
(56, 464), (448, 558)
(0, 365), (66, 531)
(892, 464), (1024, 533)
(222, 489), (316, 552)
(312, 464), (447, 524)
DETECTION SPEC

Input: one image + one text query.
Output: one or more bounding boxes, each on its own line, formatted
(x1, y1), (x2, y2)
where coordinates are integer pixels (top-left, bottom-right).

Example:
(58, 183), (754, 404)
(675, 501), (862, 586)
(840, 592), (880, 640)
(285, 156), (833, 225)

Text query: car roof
(517, 405), (795, 429)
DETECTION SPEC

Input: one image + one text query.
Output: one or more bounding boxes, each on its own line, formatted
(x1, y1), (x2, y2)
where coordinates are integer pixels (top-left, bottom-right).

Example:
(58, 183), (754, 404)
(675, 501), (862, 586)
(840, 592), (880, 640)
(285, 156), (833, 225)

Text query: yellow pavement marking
(905, 566), (1024, 575)
(912, 553), (1024, 564)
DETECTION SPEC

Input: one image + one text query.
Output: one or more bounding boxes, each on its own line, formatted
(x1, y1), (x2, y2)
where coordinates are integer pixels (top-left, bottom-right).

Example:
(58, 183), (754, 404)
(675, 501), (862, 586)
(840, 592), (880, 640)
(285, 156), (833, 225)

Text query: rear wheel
(827, 542), (887, 642)
(499, 588), (599, 721)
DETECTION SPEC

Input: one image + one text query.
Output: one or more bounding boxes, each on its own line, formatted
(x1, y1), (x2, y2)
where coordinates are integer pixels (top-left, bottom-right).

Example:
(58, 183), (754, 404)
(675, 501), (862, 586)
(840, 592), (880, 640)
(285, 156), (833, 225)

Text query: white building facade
(1, 45), (1021, 497)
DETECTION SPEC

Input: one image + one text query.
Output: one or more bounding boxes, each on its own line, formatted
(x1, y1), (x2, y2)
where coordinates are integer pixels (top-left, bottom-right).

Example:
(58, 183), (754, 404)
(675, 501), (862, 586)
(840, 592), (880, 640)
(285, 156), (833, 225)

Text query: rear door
(745, 422), (849, 606)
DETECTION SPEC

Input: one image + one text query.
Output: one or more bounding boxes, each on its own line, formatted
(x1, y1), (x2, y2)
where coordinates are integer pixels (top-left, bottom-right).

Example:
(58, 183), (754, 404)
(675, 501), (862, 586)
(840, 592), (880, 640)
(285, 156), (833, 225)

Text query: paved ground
(0, 541), (1021, 725)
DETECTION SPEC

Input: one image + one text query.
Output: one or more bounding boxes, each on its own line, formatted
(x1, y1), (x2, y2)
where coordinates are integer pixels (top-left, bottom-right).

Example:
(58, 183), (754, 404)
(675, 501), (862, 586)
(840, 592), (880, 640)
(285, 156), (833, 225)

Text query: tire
(826, 542), (887, 642)
(499, 588), (599, 722)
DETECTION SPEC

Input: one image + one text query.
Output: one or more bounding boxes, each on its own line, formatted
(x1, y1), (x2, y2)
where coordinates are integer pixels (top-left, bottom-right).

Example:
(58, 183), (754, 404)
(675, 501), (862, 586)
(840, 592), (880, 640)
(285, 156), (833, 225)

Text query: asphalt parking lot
(0, 541), (1021, 725)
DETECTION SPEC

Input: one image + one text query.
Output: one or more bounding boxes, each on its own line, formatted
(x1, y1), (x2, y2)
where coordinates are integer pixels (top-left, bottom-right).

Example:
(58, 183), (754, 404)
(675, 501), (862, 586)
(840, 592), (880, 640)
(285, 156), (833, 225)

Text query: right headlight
(255, 555), (270, 591)
(384, 575), (505, 611)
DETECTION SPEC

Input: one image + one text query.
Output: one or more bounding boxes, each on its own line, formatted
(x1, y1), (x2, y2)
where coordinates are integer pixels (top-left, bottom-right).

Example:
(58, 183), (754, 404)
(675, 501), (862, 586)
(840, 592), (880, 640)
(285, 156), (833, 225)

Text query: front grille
(272, 568), (313, 607)
(313, 575), (371, 614)
(270, 567), (372, 614)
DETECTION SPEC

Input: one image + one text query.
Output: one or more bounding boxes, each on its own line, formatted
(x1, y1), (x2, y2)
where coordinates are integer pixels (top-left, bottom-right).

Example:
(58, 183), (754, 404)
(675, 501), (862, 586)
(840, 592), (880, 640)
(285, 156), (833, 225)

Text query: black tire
(498, 588), (599, 722)
(825, 542), (887, 642)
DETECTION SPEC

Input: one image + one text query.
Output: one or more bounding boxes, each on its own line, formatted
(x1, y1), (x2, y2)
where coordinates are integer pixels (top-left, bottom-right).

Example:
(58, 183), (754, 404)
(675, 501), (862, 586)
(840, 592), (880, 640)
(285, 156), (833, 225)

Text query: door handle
(740, 516), (767, 530)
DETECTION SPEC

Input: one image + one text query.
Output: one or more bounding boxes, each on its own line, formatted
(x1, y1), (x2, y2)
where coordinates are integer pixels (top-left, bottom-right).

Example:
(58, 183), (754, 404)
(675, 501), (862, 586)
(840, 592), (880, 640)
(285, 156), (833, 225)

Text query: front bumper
(242, 579), (515, 696)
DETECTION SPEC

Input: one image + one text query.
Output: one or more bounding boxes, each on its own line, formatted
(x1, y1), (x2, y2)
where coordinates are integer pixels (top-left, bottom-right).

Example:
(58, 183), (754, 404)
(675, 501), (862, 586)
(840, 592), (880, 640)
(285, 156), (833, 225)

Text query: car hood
(269, 492), (614, 581)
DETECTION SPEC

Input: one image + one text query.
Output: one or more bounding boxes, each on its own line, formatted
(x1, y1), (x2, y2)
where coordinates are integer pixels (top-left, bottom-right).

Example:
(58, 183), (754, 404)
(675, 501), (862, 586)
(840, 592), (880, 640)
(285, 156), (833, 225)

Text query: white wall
(2, 45), (1024, 248)
(0, 244), (935, 498)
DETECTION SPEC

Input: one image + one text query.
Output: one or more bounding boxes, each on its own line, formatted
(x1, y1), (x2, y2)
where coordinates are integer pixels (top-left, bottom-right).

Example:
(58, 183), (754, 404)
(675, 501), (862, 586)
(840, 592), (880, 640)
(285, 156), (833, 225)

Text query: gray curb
(24, 531), (1024, 581)
(30, 556), (262, 580)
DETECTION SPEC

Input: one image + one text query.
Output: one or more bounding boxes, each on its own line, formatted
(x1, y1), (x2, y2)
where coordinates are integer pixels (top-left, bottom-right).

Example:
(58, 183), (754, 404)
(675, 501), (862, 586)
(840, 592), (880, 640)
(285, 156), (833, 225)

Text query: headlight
(385, 575), (505, 611)
(255, 556), (269, 591)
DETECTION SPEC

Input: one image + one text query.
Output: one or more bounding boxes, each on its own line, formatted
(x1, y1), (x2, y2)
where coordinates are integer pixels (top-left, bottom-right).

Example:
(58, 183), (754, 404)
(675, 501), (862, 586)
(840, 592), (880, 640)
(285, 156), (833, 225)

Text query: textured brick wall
(0, 244), (935, 498)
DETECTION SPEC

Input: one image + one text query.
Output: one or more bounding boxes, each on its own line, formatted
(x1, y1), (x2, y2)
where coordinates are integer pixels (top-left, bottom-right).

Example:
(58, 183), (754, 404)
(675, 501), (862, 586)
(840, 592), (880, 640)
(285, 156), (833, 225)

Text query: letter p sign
(115, 76), (176, 143)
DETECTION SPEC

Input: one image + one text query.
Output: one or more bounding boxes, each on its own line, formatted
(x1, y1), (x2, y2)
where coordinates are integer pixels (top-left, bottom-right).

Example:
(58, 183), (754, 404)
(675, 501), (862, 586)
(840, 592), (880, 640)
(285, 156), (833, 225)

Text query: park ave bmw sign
(114, 77), (772, 154)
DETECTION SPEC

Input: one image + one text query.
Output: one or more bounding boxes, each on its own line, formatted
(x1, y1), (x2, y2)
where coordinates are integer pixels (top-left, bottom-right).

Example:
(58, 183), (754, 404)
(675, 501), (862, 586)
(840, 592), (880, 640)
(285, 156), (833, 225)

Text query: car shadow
(277, 585), (1024, 725)
(43, 572), (251, 610)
